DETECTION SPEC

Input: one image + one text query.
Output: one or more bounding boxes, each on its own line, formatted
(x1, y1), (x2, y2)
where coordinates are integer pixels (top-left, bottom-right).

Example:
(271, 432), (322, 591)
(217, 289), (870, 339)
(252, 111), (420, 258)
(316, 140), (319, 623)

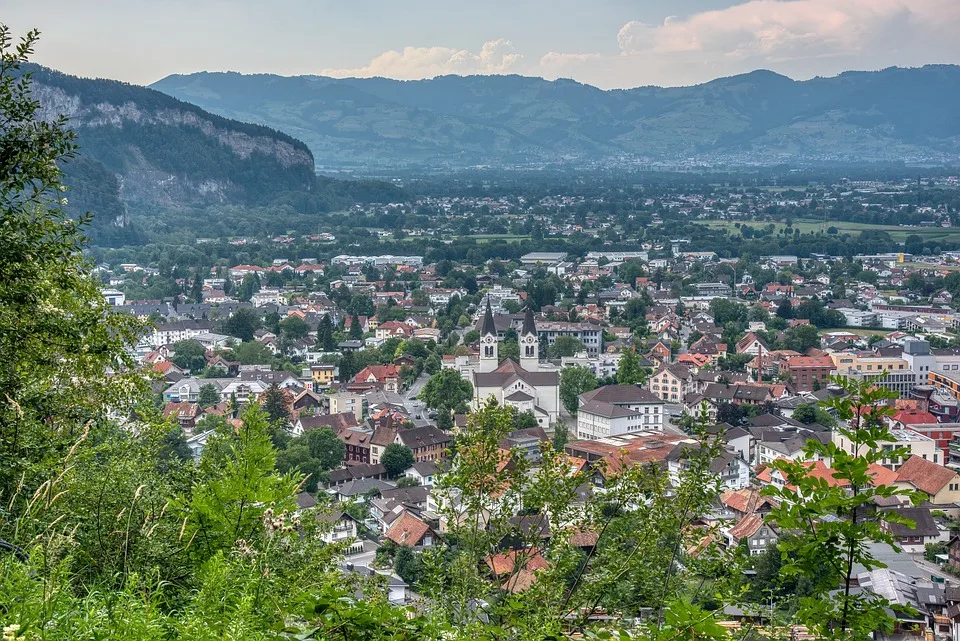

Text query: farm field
(699, 219), (960, 243)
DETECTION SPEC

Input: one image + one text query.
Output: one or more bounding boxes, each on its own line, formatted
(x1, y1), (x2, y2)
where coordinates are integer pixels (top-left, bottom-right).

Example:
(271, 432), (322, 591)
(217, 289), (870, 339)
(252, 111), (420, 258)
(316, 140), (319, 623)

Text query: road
(913, 556), (958, 584)
(403, 373), (431, 426)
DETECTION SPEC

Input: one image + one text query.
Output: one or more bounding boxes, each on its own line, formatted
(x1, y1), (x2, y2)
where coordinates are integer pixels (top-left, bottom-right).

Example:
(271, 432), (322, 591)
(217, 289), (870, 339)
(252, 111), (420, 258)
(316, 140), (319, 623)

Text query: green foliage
(780, 323), (822, 353)
(0, 26), (148, 509)
(616, 348), (649, 385)
(232, 340), (274, 365)
(419, 368), (473, 424)
(198, 383), (221, 408)
(382, 443), (415, 478)
(172, 339), (208, 373)
(259, 383), (290, 425)
(223, 306), (261, 341)
(791, 402), (837, 427)
(763, 375), (925, 640)
(549, 335), (585, 358)
(560, 366), (598, 415)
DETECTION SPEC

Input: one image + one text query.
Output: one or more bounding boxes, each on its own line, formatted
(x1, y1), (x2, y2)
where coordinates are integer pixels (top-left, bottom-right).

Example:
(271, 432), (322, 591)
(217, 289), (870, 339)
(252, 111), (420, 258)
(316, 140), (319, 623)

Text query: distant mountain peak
(150, 65), (960, 168)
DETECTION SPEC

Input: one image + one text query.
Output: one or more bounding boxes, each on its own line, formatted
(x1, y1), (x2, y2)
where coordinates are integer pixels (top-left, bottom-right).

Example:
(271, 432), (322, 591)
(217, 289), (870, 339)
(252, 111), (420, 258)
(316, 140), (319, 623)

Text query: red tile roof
(486, 550), (548, 576)
(891, 409), (938, 425)
(895, 455), (958, 496)
(385, 512), (432, 547)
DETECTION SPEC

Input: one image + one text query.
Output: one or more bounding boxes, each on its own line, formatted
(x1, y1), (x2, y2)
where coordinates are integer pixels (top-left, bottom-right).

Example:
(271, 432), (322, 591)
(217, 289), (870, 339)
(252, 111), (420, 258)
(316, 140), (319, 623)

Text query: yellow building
(829, 353), (907, 375)
(311, 364), (337, 390)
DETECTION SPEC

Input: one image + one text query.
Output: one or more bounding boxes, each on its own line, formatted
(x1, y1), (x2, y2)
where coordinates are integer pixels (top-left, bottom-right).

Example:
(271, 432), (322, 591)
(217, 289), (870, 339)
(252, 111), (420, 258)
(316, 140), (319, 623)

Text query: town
(96, 187), (960, 637)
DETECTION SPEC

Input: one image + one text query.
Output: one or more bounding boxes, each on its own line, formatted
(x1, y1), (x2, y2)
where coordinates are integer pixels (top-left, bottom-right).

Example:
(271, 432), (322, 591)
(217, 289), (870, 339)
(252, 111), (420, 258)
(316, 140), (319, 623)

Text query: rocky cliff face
(25, 65), (318, 212)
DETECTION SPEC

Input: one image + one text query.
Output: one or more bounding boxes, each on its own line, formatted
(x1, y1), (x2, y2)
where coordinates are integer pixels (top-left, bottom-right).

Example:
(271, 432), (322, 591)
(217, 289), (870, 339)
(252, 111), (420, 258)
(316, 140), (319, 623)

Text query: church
(471, 300), (561, 427)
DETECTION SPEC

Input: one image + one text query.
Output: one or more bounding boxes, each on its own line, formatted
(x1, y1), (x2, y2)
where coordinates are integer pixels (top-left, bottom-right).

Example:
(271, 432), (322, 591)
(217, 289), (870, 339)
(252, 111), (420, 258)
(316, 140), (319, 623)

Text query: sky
(4, 0), (960, 89)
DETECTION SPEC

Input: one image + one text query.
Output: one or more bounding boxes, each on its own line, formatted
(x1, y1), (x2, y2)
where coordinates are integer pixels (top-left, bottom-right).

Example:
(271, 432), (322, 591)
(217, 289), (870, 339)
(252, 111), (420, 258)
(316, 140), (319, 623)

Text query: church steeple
(480, 298), (497, 338)
(478, 298), (498, 373)
(522, 305), (536, 337)
(520, 305), (539, 371)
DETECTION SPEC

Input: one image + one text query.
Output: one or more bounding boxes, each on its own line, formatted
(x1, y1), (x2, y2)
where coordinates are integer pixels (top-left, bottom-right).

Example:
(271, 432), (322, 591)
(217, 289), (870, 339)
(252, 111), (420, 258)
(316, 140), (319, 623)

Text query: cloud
(321, 39), (524, 79)
(321, 0), (960, 88)
(544, 0), (960, 87)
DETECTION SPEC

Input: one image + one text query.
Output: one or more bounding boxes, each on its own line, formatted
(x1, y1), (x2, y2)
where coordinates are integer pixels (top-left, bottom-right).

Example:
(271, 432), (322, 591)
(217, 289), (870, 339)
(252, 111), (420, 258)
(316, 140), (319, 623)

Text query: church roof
(474, 359), (559, 389)
(522, 306), (537, 336)
(505, 391), (534, 402)
(480, 298), (497, 337)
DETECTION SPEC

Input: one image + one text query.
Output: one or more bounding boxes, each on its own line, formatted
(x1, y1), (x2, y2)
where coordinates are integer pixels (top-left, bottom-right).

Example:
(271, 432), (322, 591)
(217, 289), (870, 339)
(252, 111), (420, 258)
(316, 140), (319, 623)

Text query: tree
(279, 315), (309, 341)
(0, 30), (146, 500)
(716, 402), (744, 426)
(236, 272), (260, 302)
(617, 348), (649, 385)
(395, 476), (420, 488)
(549, 335), (585, 358)
(232, 340), (273, 365)
(189, 270), (204, 303)
(560, 366), (598, 415)
(259, 383), (290, 426)
(709, 298), (748, 325)
(382, 443), (415, 478)
(781, 323), (821, 353)
(791, 402), (836, 427)
(349, 313), (364, 340)
(198, 383), (221, 408)
(317, 313), (336, 351)
(776, 298), (794, 319)
(419, 368), (473, 422)
(763, 376), (924, 640)
(499, 328), (520, 362)
(302, 427), (346, 471)
(223, 307), (261, 342)
(394, 545), (425, 586)
(171, 339), (208, 373)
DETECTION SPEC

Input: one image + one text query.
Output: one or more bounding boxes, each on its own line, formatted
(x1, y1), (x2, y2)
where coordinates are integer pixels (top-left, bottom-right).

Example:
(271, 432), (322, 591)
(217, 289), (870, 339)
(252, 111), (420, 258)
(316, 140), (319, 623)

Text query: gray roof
(882, 507), (940, 538)
(578, 400), (639, 420)
(473, 359), (559, 388)
(580, 384), (661, 406)
(335, 478), (393, 497)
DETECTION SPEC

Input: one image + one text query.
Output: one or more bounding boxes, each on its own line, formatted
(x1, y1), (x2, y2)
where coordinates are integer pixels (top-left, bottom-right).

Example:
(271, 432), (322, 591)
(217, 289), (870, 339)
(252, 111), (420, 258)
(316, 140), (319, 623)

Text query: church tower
(520, 306), (539, 372)
(478, 298), (499, 373)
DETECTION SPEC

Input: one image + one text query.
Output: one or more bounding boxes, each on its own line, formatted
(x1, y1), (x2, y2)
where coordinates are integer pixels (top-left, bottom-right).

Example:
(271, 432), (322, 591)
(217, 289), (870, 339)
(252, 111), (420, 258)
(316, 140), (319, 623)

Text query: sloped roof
(729, 513), (766, 541)
(580, 384), (661, 405)
(578, 400), (639, 419)
(883, 507), (940, 538)
(385, 511), (433, 547)
(895, 455), (958, 496)
(473, 359), (559, 388)
(480, 298), (497, 336)
(486, 549), (548, 576)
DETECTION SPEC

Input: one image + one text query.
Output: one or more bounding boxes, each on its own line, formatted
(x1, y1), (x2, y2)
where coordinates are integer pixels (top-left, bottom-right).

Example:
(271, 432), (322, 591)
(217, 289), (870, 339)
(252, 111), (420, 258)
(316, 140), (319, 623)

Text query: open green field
(818, 327), (889, 337)
(902, 262), (960, 272)
(700, 219), (960, 243)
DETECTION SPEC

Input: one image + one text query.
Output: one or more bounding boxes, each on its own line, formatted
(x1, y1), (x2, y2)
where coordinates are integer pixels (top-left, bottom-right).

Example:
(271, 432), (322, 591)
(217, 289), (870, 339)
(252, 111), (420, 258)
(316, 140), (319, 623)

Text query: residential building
(311, 364), (337, 390)
(329, 391), (364, 423)
(893, 455), (960, 515)
(781, 355), (836, 392)
(576, 385), (665, 439)
(648, 364), (693, 403)
(833, 427), (938, 469)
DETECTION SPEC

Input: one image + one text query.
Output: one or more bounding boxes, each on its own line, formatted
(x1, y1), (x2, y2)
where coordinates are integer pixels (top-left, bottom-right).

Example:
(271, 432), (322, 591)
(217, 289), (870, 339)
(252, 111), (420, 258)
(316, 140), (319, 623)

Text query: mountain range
(23, 64), (407, 245)
(149, 66), (960, 168)
(21, 64), (318, 245)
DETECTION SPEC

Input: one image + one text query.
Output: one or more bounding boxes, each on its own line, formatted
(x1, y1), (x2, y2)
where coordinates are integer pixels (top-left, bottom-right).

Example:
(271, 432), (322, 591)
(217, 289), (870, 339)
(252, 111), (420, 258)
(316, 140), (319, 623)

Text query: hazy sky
(5, 0), (960, 88)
